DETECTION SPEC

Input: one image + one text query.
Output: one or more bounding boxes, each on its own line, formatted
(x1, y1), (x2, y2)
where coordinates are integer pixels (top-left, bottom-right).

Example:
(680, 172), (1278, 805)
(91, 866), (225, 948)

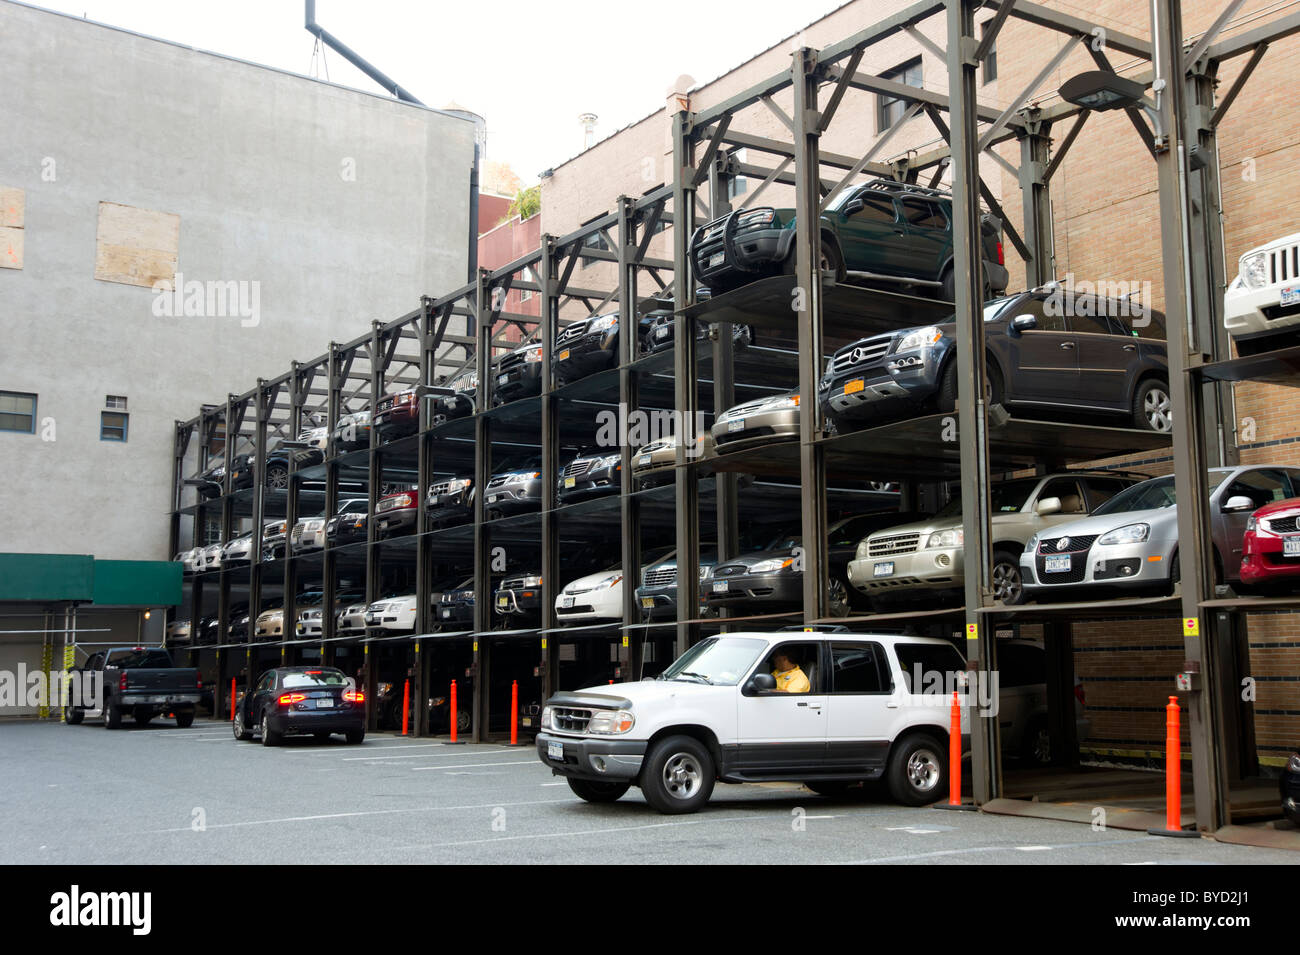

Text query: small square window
(981, 22), (998, 84)
(878, 57), (923, 133)
(101, 411), (129, 442)
(0, 391), (36, 433)
(105, 395), (128, 410)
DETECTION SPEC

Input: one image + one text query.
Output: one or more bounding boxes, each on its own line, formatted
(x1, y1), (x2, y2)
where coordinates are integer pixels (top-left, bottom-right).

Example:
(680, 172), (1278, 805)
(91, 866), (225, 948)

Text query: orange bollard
(449, 680), (458, 743)
(402, 679), (410, 737)
(230, 679), (236, 721)
(1147, 695), (1196, 836)
(510, 679), (518, 745)
(948, 691), (962, 805)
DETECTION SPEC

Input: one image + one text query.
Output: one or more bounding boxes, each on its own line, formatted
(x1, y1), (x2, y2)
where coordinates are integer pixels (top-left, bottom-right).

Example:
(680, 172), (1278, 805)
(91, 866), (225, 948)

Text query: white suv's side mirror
(1222, 495), (1256, 513)
(1035, 496), (1062, 516)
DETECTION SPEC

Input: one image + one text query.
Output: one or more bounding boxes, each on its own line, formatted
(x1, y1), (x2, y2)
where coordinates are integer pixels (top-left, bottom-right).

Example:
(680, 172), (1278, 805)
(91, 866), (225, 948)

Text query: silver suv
(847, 471), (1141, 605)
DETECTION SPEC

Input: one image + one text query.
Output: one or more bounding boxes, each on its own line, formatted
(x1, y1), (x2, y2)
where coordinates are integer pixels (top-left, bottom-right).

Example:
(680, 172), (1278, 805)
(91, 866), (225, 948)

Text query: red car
(374, 488), (419, 538)
(372, 389), (422, 439)
(1240, 497), (1300, 589)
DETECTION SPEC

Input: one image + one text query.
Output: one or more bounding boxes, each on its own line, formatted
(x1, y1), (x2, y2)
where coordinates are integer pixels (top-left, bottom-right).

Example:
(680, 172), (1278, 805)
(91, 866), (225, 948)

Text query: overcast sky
(34, 0), (846, 186)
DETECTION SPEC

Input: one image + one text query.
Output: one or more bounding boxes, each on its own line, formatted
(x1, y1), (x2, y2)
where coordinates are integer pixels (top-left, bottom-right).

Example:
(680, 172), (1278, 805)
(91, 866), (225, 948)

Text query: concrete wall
(0, 1), (476, 561)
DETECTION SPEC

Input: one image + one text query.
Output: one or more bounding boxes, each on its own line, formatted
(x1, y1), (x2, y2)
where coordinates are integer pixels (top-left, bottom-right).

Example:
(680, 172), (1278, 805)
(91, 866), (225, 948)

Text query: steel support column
(709, 155), (741, 582)
(1152, 0), (1228, 832)
(617, 197), (642, 674)
(539, 237), (560, 698)
(948, 0), (998, 803)
(414, 298), (435, 736)
(1016, 112), (1055, 288)
(471, 269), (494, 741)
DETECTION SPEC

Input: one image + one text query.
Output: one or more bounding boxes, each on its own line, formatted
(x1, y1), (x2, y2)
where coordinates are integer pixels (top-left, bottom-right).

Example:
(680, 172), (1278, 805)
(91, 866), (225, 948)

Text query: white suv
(536, 630), (970, 814)
(1224, 231), (1300, 354)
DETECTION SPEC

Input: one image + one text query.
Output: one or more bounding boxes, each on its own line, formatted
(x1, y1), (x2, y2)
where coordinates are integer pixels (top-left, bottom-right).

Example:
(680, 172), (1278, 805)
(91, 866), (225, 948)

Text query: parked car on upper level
(427, 476), (474, 526)
(432, 372), (478, 424)
(636, 549), (717, 621)
(165, 619), (192, 646)
(559, 451), (622, 503)
(711, 391), (802, 454)
(336, 601), (369, 635)
(262, 519), (288, 559)
(536, 630), (969, 812)
(689, 178), (1007, 300)
(484, 464), (543, 517)
(437, 578), (476, 629)
(255, 591), (324, 640)
(330, 410), (372, 453)
(849, 471), (1142, 607)
(292, 498), (369, 552)
(1241, 497), (1300, 592)
(229, 433), (328, 492)
(200, 542), (224, 573)
(555, 565), (625, 624)
(373, 388), (426, 440)
(374, 487), (420, 537)
(820, 288), (1171, 433)
(493, 342), (544, 405)
(296, 590), (366, 638)
(632, 431), (715, 486)
(1224, 232), (1300, 355)
(176, 547), (203, 575)
(1021, 465), (1300, 600)
(192, 461), (226, 500)
(494, 572), (544, 621)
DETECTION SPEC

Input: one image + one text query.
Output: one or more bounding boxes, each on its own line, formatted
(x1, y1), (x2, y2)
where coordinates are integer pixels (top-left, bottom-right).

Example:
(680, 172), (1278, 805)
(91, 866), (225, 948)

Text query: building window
(105, 395), (128, 410)
(100, 411), (129, 442)
(579, 230), (610, 268)
(0, 391), (36, 433)
(981, 22), (998, 84)
(878, 57), (923, 133)
(520, 289), (534, 302)
(727, 176), (748, 200)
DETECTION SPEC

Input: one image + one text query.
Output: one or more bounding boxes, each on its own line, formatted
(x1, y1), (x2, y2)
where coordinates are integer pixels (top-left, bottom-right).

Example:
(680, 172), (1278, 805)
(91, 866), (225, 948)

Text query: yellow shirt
(773, 665), (810, 693)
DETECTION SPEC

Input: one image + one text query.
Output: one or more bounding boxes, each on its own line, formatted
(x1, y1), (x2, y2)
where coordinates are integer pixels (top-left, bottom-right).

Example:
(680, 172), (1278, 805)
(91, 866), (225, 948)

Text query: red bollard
(948, 691), (961, 805)
(449, 680), (458, 743)
(230, 678), (236, 721)
(510, 679), (518, 746)
(401, 679), (410, 737)
(1147, 695), (1196, 836)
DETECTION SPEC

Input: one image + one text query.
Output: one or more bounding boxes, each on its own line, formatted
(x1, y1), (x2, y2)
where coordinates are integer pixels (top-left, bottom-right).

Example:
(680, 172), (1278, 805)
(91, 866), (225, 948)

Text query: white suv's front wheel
(887, 733), (946, 806)
(641, 735), (716, 814)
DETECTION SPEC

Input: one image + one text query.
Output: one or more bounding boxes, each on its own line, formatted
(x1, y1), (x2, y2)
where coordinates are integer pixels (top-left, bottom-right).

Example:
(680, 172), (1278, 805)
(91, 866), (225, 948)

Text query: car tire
(1169, 550), (1180, 594)
(175, 710), (195, 728)
(992, 549), (1025, 605)
(1133, 379), (1173, 432)
(104, 701), (122, 729)
(939, 265), (991, 303)
(886, 733), (946, 806)
(133, 709), (153, 727)
(640, 735), (716, 814)
(233, 712), (253, 741)
(260, 711), (281, 746)
(937, 359), (1002, 413)
(827, 576), (851, 617)
(265, 464), (290, 490)
(346, 729), (365, 745)
(64, 706), (83, 725)
(782, 237), (845, 283)
(566, 778), (631, 803)
(1022, 716), (1052, 765)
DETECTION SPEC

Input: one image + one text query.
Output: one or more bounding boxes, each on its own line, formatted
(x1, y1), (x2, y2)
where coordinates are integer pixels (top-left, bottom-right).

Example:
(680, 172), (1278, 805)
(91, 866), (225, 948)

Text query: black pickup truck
(65, 647), (202, 729)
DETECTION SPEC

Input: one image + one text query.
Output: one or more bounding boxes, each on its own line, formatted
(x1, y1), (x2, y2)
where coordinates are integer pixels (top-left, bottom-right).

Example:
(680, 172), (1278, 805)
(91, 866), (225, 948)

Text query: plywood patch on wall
(94, 200), (179, 288)
(0, 186), (25, 270)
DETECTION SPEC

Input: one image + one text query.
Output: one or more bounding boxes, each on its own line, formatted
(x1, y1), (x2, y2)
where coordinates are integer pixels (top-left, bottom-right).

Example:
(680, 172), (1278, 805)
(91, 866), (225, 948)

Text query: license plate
(641, 596), (655, 609)
(441, 609), (451, 618)
(1282, 284), (1300, 306)
(708, 252), (724, 269)
(497, 596), (509, 607)
(845, 378), (865, 395)
(497, 374), (508, 386)
(1285, 537), (1300, 556)
(564, 476), (576, 488)
(1044, 555), (1072, 573)
(655, 327), (669, 339)
(559, 349), (570, 361)
(547, 740), (564, 760)
(316, 699), (333, 708)
(713, 580), (729, 593)
(522, 717), (532, 727)
(560, 596), (574, 608)
(638, 454), (652, 466)
(727, 419), (745, 432)
(873, 561), (894, 577)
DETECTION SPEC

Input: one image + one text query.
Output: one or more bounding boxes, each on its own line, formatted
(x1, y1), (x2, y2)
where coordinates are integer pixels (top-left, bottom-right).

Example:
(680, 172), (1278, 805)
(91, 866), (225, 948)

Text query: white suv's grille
(552, 706), (592, 733)
(868, 533), (921, 557)
(1265, 243), (1300, 285)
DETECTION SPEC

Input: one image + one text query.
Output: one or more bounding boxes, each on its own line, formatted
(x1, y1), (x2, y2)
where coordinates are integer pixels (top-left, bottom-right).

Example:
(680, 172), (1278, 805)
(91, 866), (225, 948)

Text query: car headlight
(1024, 534), (1039, 554)
(541, 706), (554, 730)
(760, 394), (800, 411)
(1097, 523), (1150, 546)
(894, 326), (943, 353)
(589, 314), (618, 333)
(522, 575), (543, 587)
(586, 709), (635, 735)
(452, 478), (472, 491)
(1241, 252), (1269, 290)
(748, 557), (794, 574)
(699, 565), (711, 580)
(1247, 515), (1257, 532)
(927, 528), (963, 549)
(736, 208), (775, 229)
(597, 574), (622, 588)
(599, 454), (622, 468)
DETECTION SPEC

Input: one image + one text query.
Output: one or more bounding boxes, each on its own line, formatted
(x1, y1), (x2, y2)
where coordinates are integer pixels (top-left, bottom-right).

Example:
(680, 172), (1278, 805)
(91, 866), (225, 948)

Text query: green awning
(0, 553), (181, 606)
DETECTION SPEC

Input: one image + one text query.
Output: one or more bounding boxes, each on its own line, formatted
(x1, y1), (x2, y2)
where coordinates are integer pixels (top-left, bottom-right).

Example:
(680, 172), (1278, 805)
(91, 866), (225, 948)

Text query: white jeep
(1224, 231), (1300, 354)
(536, 630), (969, 814)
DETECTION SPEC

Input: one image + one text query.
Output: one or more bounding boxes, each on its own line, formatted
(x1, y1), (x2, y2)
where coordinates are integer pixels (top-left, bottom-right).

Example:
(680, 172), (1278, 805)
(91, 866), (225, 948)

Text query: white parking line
(340, 750), (529, 762)
(411, 760), (538, 771)
(397, 814), (761, 849)
(842, 835), (1163, 865)
(145, 797), (575, 833)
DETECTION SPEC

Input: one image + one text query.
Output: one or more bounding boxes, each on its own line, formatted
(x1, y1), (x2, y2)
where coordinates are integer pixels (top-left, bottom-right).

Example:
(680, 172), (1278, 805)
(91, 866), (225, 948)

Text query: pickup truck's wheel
(133, 709), (153, 727)
(233, 712), (253, 741)
(567, 778), (631, 803)
(175, 710), (195, 728)
(260, 711), (281, 746)
(104, 702), (122, 729)
(64, 706), (83, 725)
(991, 550), (1024, 605)
(641, 735), (715, 814)
(886, 733), (946, 806)
(1133, 379), (1172, 432)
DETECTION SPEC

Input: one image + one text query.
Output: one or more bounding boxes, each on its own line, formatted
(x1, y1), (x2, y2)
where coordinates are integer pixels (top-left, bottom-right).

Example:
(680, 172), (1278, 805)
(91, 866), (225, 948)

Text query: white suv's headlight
(927, 528), (963, 549)
(1097, 522), (1150, 545)
(541, 706), (554, 730)
(1241, 252), (1269, 290)
(587, 709), (635, 735)
(894, 326), (943, 353)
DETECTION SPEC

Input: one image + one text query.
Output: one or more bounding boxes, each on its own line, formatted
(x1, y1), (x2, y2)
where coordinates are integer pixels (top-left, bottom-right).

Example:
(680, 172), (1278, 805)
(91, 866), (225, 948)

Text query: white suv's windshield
(660, 636), (768, 686)
(934, 478), (1041, 518)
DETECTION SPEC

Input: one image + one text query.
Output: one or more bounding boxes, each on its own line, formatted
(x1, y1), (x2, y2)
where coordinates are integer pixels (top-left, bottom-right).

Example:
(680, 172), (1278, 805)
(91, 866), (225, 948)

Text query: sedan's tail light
(343, 690), (365, 703)
(997, 241), (1005, 266)
(278, 693), (306, 705)
(1074, 684), (1086, 707)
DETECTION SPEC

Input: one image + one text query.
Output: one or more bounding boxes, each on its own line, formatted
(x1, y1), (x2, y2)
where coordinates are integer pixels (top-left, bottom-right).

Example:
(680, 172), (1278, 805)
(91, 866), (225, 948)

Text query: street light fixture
(1059, 70), (1167, 148)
